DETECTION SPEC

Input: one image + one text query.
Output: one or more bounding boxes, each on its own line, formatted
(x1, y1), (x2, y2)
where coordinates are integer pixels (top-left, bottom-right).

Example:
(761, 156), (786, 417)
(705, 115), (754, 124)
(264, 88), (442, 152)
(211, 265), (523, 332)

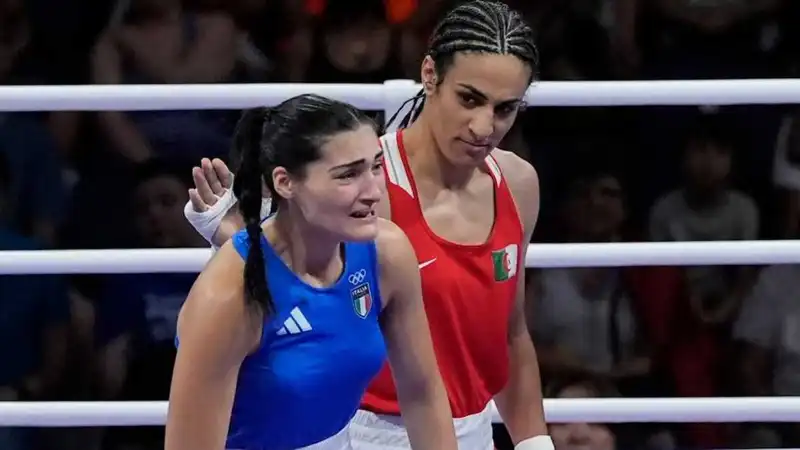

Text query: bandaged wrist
(184, 188), (238, 245)
(515, 435), (554, 450)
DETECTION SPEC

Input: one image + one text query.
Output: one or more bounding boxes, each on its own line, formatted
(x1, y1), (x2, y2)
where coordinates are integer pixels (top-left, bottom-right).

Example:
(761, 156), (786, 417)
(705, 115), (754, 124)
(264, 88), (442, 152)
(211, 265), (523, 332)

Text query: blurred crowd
(1, 0), (800, 449)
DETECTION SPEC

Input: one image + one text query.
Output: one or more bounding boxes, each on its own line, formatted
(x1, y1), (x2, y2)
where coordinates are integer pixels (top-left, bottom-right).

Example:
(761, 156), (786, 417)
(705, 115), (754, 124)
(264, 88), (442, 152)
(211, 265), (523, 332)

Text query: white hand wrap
(515, 436), (554, 450)
(183, 188), (238, 246)
(184, 188), (273, 251)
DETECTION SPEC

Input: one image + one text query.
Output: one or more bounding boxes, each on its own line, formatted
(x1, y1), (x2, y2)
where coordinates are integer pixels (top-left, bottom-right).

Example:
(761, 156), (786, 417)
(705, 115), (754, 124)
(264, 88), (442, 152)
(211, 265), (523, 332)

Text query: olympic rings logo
(348, 269), (367, 285)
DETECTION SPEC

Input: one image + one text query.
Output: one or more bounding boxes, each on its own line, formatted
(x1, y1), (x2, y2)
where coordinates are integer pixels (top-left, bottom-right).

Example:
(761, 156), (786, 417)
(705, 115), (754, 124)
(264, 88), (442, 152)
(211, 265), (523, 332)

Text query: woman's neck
(267, 211), (343, 284)
(403, 115), (478, 190)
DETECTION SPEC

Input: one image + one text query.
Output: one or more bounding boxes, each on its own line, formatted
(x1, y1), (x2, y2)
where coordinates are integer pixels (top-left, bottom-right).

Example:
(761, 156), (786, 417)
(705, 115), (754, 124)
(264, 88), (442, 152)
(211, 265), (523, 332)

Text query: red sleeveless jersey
(362, 131), (524, 418)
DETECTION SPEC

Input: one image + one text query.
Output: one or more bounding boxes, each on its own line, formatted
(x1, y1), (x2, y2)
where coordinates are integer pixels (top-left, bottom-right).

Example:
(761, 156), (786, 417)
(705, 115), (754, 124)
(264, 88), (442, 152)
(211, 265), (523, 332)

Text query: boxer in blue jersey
(165, 94), (457, 450)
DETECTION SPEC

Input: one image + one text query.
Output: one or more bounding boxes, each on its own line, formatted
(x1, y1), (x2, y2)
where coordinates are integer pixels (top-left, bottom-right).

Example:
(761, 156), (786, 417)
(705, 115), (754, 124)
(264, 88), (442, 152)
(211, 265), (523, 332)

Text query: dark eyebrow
(456, 83), (522, 107)
(329, 150), (384, 172)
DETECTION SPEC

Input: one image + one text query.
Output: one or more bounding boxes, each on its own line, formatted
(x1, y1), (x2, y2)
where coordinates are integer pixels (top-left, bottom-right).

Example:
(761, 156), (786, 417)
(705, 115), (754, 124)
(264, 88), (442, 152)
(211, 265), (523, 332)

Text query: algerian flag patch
(491, 244), (519, 282)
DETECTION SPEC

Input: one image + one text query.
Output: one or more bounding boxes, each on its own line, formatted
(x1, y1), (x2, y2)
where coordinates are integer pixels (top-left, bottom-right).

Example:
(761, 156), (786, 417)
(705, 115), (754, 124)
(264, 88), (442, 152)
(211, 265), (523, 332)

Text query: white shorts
(301, 425), (353, 450)
(348, 402), (495, 450)
(227, 422), (352, 450)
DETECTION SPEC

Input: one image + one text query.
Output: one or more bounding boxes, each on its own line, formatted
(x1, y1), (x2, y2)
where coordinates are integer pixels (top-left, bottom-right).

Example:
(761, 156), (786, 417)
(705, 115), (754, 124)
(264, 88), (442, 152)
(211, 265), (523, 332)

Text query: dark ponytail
(230, 94), (373, 317)
(232, 107), (276, 316)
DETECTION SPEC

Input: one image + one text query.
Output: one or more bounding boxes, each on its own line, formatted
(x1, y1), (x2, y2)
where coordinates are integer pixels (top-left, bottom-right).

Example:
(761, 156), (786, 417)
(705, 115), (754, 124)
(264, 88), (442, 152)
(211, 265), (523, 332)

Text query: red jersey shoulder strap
(382, 132), (505, 192)
(380, 132), (415, 198)
(485, 153), (525, 238)
(484, 153), (503, 187)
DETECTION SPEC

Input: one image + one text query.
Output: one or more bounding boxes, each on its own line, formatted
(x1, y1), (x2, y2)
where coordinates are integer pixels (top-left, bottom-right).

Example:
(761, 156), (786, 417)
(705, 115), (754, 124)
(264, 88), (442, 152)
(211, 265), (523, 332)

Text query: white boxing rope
(0, 83), (387, 112)
(1, 398), (799, 427)
(1, 79), (800, 111)
(0, 248), (214, 274)
(527, 240), (800, 268)
(1, 240), (799, 274)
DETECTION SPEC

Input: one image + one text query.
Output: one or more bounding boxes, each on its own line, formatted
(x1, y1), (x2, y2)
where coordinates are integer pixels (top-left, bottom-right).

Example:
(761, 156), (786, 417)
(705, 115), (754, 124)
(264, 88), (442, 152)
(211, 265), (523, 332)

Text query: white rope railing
(3, 82), (798, 431)
(1, 79), (800, 111)
(1, 240), (797, 274)
(0, 398), (797, 427)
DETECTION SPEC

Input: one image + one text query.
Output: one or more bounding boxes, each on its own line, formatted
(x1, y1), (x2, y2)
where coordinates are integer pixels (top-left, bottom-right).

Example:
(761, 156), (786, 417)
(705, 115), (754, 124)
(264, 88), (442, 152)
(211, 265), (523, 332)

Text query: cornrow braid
(387, 0), (538, 131)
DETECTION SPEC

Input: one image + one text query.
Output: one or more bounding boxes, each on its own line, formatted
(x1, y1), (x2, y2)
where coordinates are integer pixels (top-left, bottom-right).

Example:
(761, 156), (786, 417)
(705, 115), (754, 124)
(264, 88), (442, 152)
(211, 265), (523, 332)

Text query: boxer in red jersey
(183, 2), (549, 449)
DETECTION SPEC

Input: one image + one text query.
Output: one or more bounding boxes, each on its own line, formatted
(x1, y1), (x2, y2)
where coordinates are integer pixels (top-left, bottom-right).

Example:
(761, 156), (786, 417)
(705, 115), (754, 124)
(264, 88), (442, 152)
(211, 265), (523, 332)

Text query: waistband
(227, 421), (352, 450)
(348, 402), (494, 450)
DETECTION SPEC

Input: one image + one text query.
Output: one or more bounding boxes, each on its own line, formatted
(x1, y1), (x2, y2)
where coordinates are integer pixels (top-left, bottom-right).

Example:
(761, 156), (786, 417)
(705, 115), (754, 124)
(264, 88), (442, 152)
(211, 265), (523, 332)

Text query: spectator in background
(525, 0), (613, 81)
(73, 0), (247, 250)
(529, 168), (653, 389)
(649, 117), (758, 327)
(0, 0), (67, 245)
(614, 0), (786, 80)
(94, 159), (205, 450)
(0, 150), (70, 450)
(529, 166), (682, 449)
(647, 116), (759, 448)
(734, 200), (800, 447)
(280, 0), (444, 81)
(649, 116), (758, 312)
(295, 0), (406, 85)
(0, 0), (27, 81)
(772, 109), (800, 237)
(546, 377), (622, 450)
(90, 0), (242, 163)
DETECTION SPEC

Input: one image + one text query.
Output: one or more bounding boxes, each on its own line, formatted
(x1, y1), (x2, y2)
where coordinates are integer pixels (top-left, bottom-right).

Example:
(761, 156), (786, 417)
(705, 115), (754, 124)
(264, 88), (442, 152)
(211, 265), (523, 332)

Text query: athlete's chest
(255, 283), (386, 394)
(412, 237), (519, 358)
(414, 175), (497, 245)
(408, 219), (521, 330)
(404, 176), (522, 300)
(414, 238), (521, 293)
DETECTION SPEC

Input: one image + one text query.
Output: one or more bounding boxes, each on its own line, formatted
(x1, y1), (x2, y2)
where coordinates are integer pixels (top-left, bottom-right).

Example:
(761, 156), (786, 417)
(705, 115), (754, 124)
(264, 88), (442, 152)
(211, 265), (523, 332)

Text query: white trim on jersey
(381, 132), (504, 193)
(380, 133), (414, 198)
(484, 155), (502, 187)
(276, 307), (313, 336)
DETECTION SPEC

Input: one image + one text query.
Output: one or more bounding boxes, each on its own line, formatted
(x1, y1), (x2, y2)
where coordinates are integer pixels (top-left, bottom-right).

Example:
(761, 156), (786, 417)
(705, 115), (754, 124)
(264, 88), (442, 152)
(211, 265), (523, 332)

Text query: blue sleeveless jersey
(226, 230), (386, 449)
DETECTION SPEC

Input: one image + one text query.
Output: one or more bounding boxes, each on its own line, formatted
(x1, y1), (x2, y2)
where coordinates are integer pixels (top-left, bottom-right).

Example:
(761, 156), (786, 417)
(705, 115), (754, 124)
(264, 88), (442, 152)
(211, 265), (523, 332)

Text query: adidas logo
(276, 307), (312, 336)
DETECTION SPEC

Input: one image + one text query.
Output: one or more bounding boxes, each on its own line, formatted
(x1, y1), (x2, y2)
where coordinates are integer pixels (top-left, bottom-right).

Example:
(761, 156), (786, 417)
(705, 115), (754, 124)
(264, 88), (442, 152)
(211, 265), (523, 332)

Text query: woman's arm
(376, 219), (457, 450)
(90, 31), (153, 163)
(165, 243), (259, 450)
(492, 151), (549, 448)
(118, 13), (239, 84)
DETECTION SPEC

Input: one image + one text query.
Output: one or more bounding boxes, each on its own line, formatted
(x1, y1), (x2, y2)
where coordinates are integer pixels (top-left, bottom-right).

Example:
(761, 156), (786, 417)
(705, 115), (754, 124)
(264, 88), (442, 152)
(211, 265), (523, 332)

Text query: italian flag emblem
(351, 283), (373, 319)
(491, 244), (519, 282)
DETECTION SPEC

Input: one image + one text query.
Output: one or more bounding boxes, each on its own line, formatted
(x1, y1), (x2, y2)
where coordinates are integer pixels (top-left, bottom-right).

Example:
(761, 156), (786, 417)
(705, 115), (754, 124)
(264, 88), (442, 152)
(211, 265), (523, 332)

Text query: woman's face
(421, 52), (531, 167)
(134, 174), (194, 247)
(324, 17), (392, 73)
(277, 124), (385, 242)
